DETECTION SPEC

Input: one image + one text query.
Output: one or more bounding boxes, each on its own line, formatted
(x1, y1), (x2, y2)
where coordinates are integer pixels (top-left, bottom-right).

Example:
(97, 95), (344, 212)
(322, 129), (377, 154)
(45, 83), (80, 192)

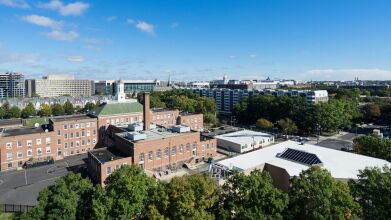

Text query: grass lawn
(23, 117), (49, 127)
(0, 213), (14, 220)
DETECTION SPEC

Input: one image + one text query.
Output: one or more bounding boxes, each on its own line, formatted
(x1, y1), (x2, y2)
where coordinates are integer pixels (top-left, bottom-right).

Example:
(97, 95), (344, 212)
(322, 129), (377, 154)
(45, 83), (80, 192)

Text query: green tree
(288, 166), (361, 219)
(21, 102), (36, 118)
(51, 103), (65, 116)
(277, 118), (297, 135)
(2, 102), (10, 118)
(256, 118), (273, 130)
(0, 106), (6, 119)
(39, 104), (52, 117)
(63, 100), (74, 115)
(349, 166), (391, 220)
(218, 170), (288, 220)
(364, 103), (381, 122)
(353, 134), (391, 161)
(93, 165), (155, 219)
(23, 172), (93, 219)
(165, 173), (220, 219)
(8, 106), (21, 118)
(83, 102), (96, 112)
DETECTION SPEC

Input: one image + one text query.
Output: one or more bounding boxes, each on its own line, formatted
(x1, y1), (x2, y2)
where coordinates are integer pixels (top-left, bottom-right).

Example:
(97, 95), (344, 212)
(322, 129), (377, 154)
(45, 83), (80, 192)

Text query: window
(156, 149), (161, 159)
(75, 124), (79, 129)
(64, 133), (68, 139)
(6, 153), (12, 160)
(17, 140), (22, 148)
(46, 147), (51, 153)
(93, 139), (96, 144)
(179, 144), (183, 153)
(186, 143), (190, 152)
(82, 140), (85, 145)
(57, 130), (61, 136)
(6, 142), (12, 149)
(171, 146), (176, 156)
(70, 124), (74, 129)
(70, 133), (74, 138)
(164, 147), (169, 157)
(87, 130), (90, 137)
(37, 148), (42, 156)
(76, 132), (80, 138)
(82, 130), (85, 137)
(207, 144), (210, 149)
(17, 151), (23, 158)
(148, 151), (153, 161)
(27, 140), (32, 146)
(64, 124), (68, 130)
(76, 141), (80, 147)
(46, 137), (51, 144)
(87, 139), (91, 145)
(106, 167), (112, 175)
(193, 142), (197, 150)
(36, 138), (41, 145)
(27, 149), (32, 157)
(57, 139), (61, 145)
(139, 153), (145, 161)
(64, 143), (68, 149)
(81, 123), (85, 128)
(70, 141), (74, 148)
(93, 130), (96, 135)
(86, 122), (90, 128)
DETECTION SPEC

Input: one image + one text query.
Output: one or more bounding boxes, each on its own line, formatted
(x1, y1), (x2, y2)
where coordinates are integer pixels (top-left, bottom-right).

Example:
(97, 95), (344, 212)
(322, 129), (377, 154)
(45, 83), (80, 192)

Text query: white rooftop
(217, 140), (390, 179)
(215, 129), (273, 145)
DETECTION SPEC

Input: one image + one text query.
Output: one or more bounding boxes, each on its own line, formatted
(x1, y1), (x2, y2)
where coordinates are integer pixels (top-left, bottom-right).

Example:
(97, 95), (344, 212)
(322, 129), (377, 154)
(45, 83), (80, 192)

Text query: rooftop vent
(127, 132), (147, 141)
(128, 123), (143, 132)
(171, 125), (191, 133)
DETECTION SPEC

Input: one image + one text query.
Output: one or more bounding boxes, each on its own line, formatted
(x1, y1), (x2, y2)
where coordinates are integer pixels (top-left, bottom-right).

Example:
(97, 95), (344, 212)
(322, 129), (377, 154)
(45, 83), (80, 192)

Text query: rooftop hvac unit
(172, 125), (191, 133)
(127, 132), (147, 141)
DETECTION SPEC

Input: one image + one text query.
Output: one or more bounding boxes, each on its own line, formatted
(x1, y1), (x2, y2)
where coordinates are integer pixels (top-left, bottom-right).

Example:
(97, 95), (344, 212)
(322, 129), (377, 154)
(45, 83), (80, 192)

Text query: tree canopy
(277, 118), (297, 135)
(256, 118), (273, 130)
(353, 134), (391, 161)
(21, 102), (36, 118)
(51, 103), (65, 116)
(287, 166), (361, 220)
(39, 104), (52, 117)
(349, 166), (391, 220)
(8, 106), (21, 118)
(63, 100), (74, 115)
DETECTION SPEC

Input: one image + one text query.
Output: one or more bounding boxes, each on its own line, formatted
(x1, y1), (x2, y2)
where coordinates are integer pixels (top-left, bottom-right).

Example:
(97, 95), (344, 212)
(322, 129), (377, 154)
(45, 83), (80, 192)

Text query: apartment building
(0, 115), (98, 171)
(0, 72), (25, 98)
(25, 75), (94, 97)
(192, 88), (329, 114)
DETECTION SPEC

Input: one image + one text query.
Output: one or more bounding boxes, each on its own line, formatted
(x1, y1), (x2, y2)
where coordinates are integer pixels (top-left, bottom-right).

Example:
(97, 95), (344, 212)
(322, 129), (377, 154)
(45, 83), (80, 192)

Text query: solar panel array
(278, 148), (322, 166)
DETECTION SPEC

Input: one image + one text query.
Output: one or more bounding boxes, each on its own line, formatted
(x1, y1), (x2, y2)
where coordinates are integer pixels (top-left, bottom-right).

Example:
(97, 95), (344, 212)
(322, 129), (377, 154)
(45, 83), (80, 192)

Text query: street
(0, 154), (87, 205)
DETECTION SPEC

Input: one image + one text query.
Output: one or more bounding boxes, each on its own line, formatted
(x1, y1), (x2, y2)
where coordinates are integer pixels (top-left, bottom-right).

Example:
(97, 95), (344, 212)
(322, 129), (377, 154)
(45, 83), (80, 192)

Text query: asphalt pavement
(0, 154), (87, 205)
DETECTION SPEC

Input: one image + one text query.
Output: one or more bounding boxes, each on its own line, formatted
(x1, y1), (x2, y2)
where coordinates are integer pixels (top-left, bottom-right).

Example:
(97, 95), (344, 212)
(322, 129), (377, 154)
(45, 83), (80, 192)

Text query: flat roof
(215, 130), (273, 145)
(0, 119), (22, 127)
(217, 140), (391, 179)
(50, 115), (93, 123)
(0, 125), (50, 137)
(201, 126), (242, 138)
(152, 108), (177, 113)
(89, 148), (128, 164)
(116, 126), (196, 143)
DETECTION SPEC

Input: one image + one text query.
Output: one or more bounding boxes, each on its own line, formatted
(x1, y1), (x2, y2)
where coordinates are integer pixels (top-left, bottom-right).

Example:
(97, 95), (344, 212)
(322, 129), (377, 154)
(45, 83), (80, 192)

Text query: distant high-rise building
(0, 72), (25, 98)
(26, 75), (94, 97)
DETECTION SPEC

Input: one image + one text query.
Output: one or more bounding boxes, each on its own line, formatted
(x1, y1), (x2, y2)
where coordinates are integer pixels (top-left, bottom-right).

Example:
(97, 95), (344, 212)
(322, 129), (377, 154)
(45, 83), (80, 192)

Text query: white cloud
(39, 0), (89, 16)
(45, 30), (79, 41)
(106, 16), (117, 22)
(249, 54), (257, 58)
(127, 18), (134, 24)
(0, 51), (40, 63)
(21, 14), (62, 29)
(135, 21), (154, 34)
(0, 0), (29, 8)
(305, 68), (391, 80)
(84, 45), (101, 51)
(170, 22), (178, 28)
(67, 55), (84, 62)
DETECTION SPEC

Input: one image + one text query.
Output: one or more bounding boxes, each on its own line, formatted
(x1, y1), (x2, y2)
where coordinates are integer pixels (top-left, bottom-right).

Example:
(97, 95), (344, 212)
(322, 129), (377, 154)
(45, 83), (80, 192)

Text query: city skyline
(1, 0), (391, 81)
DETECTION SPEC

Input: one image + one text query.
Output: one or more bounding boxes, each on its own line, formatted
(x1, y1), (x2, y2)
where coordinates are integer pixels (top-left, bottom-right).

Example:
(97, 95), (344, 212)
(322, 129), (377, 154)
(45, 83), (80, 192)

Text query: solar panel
(277, 148), (322, 166)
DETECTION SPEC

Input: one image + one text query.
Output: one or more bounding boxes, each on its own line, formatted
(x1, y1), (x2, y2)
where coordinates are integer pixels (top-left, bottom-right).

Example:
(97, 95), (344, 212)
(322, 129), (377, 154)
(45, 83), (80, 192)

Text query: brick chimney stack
(143, 92), (150, 131)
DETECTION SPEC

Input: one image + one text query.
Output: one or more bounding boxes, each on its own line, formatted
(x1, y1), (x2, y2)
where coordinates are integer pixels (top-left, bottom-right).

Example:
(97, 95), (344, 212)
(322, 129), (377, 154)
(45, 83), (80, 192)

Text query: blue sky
(0, 0), (391, 81)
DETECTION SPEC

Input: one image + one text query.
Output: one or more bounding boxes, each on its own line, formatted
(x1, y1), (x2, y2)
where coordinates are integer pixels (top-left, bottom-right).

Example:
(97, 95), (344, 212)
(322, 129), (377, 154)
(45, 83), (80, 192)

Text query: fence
(0, 204), (34, 213)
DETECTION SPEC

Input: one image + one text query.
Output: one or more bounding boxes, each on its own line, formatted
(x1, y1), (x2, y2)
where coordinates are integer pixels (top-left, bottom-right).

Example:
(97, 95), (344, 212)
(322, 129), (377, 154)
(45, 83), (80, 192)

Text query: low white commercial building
(215, 129), (274, 153)
(212, 140), (390, 191)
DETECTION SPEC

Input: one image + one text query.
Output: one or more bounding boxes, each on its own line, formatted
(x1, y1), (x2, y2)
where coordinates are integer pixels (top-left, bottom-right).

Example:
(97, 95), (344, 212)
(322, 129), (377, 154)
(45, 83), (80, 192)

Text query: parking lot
(0, 154), (87, 205)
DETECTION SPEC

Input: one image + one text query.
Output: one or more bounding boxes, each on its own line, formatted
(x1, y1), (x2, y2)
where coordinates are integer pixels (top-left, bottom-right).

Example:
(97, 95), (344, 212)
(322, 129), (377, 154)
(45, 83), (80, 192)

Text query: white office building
(215, 129), (274, 153)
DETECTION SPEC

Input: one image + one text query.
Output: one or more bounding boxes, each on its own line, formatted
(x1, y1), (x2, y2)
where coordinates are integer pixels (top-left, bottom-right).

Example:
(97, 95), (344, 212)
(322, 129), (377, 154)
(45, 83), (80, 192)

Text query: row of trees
(234, 94), (360, 134)
(0, 101), (99, 119)
(138, 90), (218, 124)
(18, 164), (391, 220)
(353, 134), (391, 162)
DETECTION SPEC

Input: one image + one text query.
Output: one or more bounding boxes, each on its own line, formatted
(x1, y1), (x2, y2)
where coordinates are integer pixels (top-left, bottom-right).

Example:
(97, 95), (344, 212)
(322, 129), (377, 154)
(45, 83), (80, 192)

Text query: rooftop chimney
(143, 92), (151, 131)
